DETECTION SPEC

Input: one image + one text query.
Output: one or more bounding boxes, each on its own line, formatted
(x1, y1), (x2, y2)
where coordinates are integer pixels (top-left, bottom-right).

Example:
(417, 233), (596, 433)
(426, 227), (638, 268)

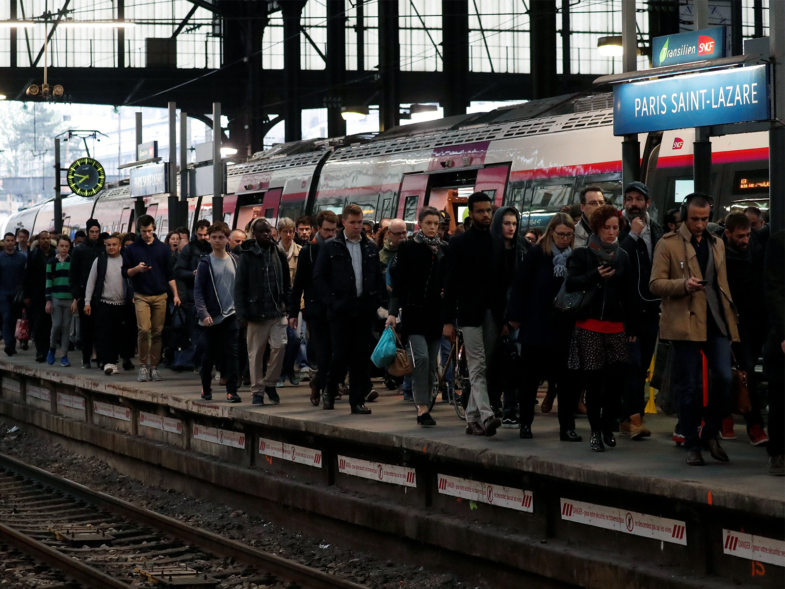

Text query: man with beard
(24, 231), (53, 362)
(619, 182), (664, 439)
(719, 212), (769, 445)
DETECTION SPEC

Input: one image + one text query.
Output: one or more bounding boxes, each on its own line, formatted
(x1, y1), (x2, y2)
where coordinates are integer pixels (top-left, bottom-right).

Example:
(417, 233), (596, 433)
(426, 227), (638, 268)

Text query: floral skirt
(567, 327), (630, 371)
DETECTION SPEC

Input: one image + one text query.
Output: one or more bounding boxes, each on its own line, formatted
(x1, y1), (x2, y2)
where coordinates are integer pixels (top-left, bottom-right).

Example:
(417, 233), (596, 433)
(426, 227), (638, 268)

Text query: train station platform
(0, 354), (782, 589)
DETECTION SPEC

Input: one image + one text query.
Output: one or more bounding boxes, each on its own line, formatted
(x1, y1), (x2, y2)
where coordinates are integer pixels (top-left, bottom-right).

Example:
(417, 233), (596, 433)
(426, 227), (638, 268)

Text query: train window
(265, 208), (274, 219)
(279, 203), (302, 223)
(381, 198), (392, 219)
(349, 196), (380, 221)
(224, 212), (233, 227)
(504, 185), (526, 210)
(588, 180), (623, 208)
(668, 177), (694, 208)
(402, 196), (418, 223)
(530, 181), (574, 211)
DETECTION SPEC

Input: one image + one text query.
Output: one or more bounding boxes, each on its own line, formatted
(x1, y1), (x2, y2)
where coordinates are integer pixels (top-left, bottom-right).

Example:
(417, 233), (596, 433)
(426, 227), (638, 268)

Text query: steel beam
(282, 0), (307, 142)
(770, 0), (785, 233)
(212, 102), (223, 223)
(442, 0), (469, 117)
(378, 0), (400, 132)
(530, 0), (557, 99)
(326, 0), (346, 138)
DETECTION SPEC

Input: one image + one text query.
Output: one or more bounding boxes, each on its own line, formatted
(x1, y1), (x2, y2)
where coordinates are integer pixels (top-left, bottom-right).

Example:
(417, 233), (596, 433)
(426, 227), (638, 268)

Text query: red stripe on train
(657, 147), (769, 168)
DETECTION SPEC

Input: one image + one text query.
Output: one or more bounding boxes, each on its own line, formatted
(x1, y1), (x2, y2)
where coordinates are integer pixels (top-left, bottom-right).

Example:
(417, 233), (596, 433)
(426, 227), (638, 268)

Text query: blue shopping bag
(371, 326), (398, 368)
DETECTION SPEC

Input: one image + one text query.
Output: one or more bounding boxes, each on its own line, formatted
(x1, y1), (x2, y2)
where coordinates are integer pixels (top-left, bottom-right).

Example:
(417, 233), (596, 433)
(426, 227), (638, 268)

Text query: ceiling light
(341, 106), (369, 121)
(25, 84), (39, 97)
(597, 36), (624, 57)
(220, 147), (238, 157)
(0, 21), (36, 29)
(58, 21), (137, 29)
(52, 85), (64, 98)
(0, 95), (6, 100)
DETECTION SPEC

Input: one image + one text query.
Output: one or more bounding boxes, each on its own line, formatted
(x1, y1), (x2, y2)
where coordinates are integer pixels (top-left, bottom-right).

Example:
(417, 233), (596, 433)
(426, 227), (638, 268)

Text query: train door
(222, 194), (237, 228)
(119, 208), (132, 233)
(396, 174), (429, 231)
(473, 165), (510, 207)
(262, 188), (283, 223)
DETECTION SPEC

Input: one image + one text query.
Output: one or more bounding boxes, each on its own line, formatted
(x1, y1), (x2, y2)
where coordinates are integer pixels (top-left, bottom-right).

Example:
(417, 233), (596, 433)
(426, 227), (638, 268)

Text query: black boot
(519, 424), (533, 439)
(602, 429), (616, 448)
(590, 431), (605, 452)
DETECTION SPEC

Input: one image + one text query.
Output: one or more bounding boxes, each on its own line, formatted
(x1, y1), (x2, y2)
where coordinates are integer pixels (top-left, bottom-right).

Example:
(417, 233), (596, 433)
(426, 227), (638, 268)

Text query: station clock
(66, 157), (106, 197)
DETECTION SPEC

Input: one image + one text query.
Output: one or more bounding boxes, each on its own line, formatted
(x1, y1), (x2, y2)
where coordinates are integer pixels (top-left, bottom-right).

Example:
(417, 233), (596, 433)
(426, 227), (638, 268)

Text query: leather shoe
(559, 429), (582, 442)
(483, 416), (501, 437)
(519, 425), (533, 439)
(590, 431), (605, 452)
(309, 381), (321, 406)
(602, 430), (616, 448)
(705, 438), (729, 463)
(686, 449), (705, 466)
(322, 394), (335, 410)
(351, 404), (372, 415)
(465, 422), (484, 435)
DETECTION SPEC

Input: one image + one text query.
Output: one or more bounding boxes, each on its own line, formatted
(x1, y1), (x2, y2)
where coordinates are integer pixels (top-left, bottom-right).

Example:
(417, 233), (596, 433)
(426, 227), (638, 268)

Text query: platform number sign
(67, 157), (106, 197)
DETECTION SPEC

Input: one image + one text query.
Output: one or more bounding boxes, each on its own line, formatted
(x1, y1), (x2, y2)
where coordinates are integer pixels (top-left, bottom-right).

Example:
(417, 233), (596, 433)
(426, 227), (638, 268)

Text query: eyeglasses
(584, 201), (604, 207)
(554, 231), (574, 239)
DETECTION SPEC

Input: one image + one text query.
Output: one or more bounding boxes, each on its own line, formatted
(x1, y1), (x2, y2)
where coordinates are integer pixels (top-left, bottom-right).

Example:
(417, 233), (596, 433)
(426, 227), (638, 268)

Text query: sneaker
(502, 417), (520, 429)
(252, 394), (265, 405)
(46, 348), (56, 365)
(417, 412), (436, 427)
(226, 392), (241, 403)
(150, 368), (162, 382)
(672, 431), (685, 445)
(365, 389), (379, 403)
(138, 366), (149, 382)
(60, 356), (71, 367)
(276, 378), (285, 388)
(299, 367), (311, 382)
(82, 360), (91, 369)
(628, 413), (651, 439)
(122, 359), (134, 371)
(103, 363), (119, 375)
(201, 390), (212, 401)
(266, 386), (281, 405)
(748, 424), (769, 446)
(769, 455), (785, 476)
(720, 416), (737, 440)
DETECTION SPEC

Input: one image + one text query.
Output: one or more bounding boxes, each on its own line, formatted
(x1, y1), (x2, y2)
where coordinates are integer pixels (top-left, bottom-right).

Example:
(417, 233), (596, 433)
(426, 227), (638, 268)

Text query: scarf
(284, 240), (295, 261)
(315, 232), (327, 246)
(587, 233), (619, 266)
(552, 244), (571, 277)
(383, 235), (399, 252)
(418, 231), (441, 253)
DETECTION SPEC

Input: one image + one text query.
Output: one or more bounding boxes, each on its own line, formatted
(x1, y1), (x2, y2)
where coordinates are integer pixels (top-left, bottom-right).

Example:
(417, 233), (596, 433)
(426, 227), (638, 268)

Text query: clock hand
(74, 174), (90, 184)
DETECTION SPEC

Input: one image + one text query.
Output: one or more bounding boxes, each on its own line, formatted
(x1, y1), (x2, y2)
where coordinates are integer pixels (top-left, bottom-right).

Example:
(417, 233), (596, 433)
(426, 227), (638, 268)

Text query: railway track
(0, 451), (367, 589)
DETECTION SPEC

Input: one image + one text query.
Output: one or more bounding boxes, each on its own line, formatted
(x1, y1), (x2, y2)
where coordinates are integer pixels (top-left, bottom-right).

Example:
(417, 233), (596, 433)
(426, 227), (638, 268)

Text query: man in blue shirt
(0, 232), (27, 356)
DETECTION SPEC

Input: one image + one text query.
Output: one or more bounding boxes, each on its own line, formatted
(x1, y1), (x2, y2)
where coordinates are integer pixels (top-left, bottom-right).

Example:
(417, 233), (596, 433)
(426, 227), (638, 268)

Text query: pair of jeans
(49, 298), (73, 353)
(585, 363), (625, 432)
(622, 312), (659, 419)
(77, 299), (95, 363)
(408, 334), (440, 407)
(308, 317), (332, 394)
(440, 336), (454, 389)
(672, 337), (732, 451)
(519, 344), (580, 432)
(460, 309), (498, 426)
(96, 302), (128, 365)
(247, 317), (287, 395)
(31, 303), (52, 359)
(0, 293), (16, 352)
(134, 293), (168, 367)
(201, 315), (239, 396)
(327, 310), (373, 407)
(281, 326), (301, 378)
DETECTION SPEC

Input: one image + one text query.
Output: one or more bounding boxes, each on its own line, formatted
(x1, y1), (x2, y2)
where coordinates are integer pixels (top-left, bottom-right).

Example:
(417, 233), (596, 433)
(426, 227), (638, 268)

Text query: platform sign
(652, 26), (726, 68)
(723, 529), (785, 567)
(437, 474), (533, 513)
(560, 498), (687, 546)
(337, 455), (416, 488)
(27, 385), (51, 402)
(130, 163), (167, 197)
(613, 65), (770, 136)
(258, 437), (323, 468)
(136, 140), (158, 161)
(139, 411), (182, 435)
(93, 401), (131, 421)
(192, 424), (245, 449)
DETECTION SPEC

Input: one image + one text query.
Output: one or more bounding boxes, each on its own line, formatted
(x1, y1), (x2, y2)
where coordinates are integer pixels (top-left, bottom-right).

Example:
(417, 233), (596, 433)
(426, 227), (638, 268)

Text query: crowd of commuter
(0, 187), (781, 477)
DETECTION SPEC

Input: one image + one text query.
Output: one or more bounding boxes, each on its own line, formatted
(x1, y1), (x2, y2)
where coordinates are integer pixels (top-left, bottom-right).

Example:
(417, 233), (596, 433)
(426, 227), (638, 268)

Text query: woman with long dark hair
(507, 213), (581, 441)
(565, 205), (637, 452)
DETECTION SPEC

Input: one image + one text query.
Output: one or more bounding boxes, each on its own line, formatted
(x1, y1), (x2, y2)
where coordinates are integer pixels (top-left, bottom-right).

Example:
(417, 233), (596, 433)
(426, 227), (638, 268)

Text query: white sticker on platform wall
(2, 378), (20, 392)
(560, 498), (687, 546)
(193, 424), (245, 449)
(259, 437), (322, 468)
(57, 393), (85, 410)
(93, 401), (131, 421)
(338, 455), (415, 488)
(27, 385), (51, 402)
(437, 474), (533, 513)
(723, 529), (785, 567)
(139, 411), (182, 435)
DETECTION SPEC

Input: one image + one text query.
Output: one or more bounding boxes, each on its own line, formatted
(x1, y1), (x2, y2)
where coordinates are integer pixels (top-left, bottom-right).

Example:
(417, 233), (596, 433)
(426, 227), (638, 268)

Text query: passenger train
(4, 94), (771, 238)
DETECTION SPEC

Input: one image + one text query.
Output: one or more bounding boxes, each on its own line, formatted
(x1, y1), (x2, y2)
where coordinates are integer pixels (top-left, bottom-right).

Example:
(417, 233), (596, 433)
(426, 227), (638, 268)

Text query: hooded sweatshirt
(491, 206), (521, 297)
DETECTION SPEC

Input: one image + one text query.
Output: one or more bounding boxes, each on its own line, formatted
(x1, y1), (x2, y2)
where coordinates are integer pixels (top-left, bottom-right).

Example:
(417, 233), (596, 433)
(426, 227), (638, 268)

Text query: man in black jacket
(69, 219), (105, 368)
(721, 212), (769, 445)
(235, 218), (291, 405)
(24, 231), (53, 362)
(442, 192), (504, 436)
(289, 210), (338, 406)
(619, 182), (664, 438)
(313, 204), (384, 414)
(175, 219), (212, 364)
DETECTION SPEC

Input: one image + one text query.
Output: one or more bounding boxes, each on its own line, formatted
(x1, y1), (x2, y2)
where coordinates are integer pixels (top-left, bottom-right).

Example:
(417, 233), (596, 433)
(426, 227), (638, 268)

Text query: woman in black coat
(388, 206), (447, 427)
(507, 213), (580, 441)
(565, 205), (637, 452)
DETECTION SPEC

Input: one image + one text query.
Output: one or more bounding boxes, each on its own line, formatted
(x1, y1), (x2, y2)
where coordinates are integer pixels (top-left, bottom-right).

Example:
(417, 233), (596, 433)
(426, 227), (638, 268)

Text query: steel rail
(0, 522), (132, 589)
(0, 450), (366, 589)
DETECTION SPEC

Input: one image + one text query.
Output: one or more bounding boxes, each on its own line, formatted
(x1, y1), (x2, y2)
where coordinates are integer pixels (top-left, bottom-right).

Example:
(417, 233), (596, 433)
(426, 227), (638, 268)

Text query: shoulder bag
(553, 281), (597, 314)
(387, 329), (413, 377)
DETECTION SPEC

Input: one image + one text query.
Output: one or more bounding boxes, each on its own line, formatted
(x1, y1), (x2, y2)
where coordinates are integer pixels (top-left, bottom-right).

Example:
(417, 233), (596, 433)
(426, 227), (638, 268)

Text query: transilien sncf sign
(652, 26), (726, 68)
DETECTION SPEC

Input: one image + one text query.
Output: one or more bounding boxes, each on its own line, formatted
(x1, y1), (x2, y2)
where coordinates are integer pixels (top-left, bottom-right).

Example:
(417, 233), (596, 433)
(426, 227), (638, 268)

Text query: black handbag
(553, 282), (596, 313)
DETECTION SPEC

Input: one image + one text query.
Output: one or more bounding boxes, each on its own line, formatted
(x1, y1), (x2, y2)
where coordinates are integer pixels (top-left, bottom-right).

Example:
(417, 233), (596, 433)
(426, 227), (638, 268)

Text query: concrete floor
(1, 351), (782, 516)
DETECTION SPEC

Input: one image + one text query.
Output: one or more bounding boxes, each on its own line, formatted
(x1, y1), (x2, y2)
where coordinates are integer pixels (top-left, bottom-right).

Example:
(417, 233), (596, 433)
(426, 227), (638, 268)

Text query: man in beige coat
(650, 193), (739, 467)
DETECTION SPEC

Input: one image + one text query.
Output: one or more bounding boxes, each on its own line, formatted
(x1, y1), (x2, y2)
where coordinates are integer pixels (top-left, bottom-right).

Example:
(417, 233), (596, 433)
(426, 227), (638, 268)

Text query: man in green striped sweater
(45, 235), (75, 367)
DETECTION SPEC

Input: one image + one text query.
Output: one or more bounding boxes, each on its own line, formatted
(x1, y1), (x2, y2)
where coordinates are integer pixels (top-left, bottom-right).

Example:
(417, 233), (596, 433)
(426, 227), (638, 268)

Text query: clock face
(67, 158), (106, 197)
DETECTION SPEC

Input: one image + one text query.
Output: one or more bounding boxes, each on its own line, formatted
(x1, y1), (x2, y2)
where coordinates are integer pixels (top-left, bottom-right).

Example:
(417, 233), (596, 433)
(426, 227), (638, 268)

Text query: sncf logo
(725, 534), (740, 551)
(672, 138), (684, 150)
(438, 478), (448, 490)
(671, 524), (686, 540)
(698, 36), (715, 55)
(562, 502), (574, 517)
